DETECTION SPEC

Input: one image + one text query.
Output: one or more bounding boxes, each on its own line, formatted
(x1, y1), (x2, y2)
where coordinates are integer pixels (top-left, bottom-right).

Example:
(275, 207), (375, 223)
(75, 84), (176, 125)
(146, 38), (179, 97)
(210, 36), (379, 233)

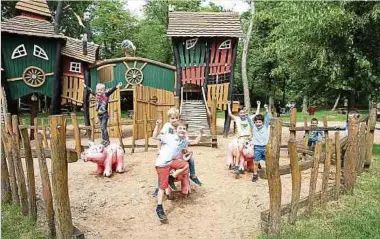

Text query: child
(252, 104), (271, 182)
(152, 119), (203, 222)
(308, 118), (324, 148)
(84, 82), (122, 144)
(227, 101), (260, 176)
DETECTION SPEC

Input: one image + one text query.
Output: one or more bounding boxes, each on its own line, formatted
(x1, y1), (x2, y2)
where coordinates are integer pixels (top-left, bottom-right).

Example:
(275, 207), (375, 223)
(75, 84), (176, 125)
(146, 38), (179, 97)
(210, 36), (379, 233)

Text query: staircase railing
(202, 86), (211, 116)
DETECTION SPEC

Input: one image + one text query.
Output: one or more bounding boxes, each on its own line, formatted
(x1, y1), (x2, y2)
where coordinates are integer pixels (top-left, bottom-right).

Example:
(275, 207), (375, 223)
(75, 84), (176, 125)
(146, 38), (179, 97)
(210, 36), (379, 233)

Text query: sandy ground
(29, 119), (380, 239)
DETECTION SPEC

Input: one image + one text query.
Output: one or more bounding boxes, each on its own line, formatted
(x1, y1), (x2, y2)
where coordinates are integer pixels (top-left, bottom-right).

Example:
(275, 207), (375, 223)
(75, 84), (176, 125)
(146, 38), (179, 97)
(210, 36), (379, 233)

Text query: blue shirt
(252, 112), (271, 146)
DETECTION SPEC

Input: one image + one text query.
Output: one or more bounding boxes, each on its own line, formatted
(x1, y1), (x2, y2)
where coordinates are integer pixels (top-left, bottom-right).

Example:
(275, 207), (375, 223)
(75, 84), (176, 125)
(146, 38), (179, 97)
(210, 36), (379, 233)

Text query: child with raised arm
(227, 101), (260, 176)
(152, 119), (203, 222)
(84, 82), (122, 144)
(251, 104), (271, 182)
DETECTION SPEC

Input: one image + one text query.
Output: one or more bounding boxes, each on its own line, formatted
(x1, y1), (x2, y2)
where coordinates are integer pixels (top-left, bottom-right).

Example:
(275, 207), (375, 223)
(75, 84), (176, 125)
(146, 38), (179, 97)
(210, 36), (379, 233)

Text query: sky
(125, 0), (250, 17)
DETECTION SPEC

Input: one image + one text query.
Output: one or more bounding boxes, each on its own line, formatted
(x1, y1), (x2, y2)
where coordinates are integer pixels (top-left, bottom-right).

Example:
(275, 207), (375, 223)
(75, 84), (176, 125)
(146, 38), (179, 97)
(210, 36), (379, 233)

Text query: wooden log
(19, 128), (37, 222)
(307, 142), (322, 215)
(11, 115), (28, 215)
(266, 119), (282, 236)
(1, 129), (19, 204)
(211, 97), (217, 138)
(261, 188), (334, 223)
(115, 110), (125, 151)
(289, 108), (297, 141)
(90, 117), (96, 141)
(343, 118), (359, 192)
(144, 113), (149, 152)
(323, 116), (329, 139)
(1, 141), (12, 204)
(71, 113), (82, 159)
(288, 139), (301, 224)
(289, 126), (346, 131)
(49, 115), (73, 238)
(5, 113), (13, 133)
(357, 123), (367, 175)
(42, 119), (49, 148)
(335, 132), (341, 200)
(364, 108), (376, 167)
(132, 86), (137, 153)
(302, 116), (308, 160)
(35, 128), (55, 238)
(321, 139), (332, 204)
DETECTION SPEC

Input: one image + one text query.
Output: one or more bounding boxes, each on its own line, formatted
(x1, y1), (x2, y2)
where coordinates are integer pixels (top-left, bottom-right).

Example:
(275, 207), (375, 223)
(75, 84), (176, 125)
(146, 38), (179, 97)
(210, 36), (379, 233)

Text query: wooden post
(322, 116), (329, 139)
(302, 116), (308, 160)
(132, 86), (137, 153)
(90, 117), (96, 142)
(357, 123), (367, 175)
(266, 119), (282, 236)
(211, 97), (217, 148)
(143, 113), (149, 152)
(364, 108), (376, 167)
(2, 128), (19, 204)
(289, 108), (297, 141)
(35, 121), (56, 238)
(1, 141), (12, 204)
(343, 118), (359, 192)
(42, 119), (49, 148)
(11, 115), (28, 215)
(174, 96), (180, 109)
(49, 115), (73, 238)
(307, 142), (322, 215)
(288, 139), (301, 224)
(321, 139), (332, 203)
(19, 128), (37, 222)
(335, 132), (341, 199)
(71, 113), (82, 159)
(114, 110), (125, 151)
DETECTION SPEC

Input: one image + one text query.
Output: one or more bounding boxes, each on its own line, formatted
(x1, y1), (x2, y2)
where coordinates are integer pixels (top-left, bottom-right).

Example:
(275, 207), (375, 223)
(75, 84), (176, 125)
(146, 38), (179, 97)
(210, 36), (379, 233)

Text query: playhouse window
(70, 62), (81, 73)
(97, 64), (115, 83)
(219, 40), (231, 49)
(33, 45), (49, 60)
(186, 38), (198, 49)
(11, 44), (27, 59)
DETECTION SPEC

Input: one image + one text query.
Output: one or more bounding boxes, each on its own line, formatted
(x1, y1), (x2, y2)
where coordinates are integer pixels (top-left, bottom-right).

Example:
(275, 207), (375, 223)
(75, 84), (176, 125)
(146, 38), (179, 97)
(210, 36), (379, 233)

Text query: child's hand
(264, 104), (268, 109)
(227, 101), (231, 105)
(117, 82), (122, 88)
(83, 83), (87, 88)
(156, 119), (162, 126)
(257, 101), (261, 105)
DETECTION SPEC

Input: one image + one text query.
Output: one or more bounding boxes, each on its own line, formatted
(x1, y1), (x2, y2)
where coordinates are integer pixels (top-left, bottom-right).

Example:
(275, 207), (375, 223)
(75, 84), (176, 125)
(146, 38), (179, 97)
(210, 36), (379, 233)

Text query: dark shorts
(308, 140), (317, 147)
(254, 145), (266, 162)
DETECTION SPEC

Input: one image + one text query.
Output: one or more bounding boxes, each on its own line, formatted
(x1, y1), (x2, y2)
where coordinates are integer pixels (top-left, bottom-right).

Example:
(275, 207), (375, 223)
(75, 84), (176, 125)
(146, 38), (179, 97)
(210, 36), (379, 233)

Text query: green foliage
(1, 204), (45, 239)
(259, 152), (380, 239)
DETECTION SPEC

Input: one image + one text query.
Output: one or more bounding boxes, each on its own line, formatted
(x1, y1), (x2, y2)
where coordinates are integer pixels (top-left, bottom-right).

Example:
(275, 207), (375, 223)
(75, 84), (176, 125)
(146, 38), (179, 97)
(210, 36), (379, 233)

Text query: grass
(259, 144), (380, 239)
(1, 204), (45, 239)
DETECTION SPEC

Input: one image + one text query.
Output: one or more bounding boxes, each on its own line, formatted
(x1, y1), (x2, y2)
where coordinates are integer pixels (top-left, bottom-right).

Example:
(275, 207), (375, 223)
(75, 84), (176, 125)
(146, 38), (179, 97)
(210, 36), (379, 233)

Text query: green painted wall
(90, 60), (175, 92)
(177, 41), (206, 68)
(1, 35), (58, 100)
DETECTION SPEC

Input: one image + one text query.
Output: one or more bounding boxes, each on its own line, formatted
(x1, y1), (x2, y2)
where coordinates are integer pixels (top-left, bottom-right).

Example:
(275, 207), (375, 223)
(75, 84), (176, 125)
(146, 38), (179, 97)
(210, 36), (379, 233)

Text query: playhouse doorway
(183, 83), (202, 101)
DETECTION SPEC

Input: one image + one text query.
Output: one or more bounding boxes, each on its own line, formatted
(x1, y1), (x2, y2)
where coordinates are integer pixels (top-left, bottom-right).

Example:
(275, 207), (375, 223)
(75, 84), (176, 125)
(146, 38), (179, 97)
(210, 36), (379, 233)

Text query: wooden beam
(344, 118), (359, 192)
(91, 56), (176, 70)
(335, 132), (341, 200)
(307, 142), (322, 215)
(288, 139), (301, 224)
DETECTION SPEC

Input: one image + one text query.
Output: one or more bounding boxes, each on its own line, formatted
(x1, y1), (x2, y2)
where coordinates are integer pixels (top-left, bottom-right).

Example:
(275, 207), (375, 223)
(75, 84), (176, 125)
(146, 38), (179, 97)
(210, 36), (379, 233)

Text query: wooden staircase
(180, 100), (211, 136)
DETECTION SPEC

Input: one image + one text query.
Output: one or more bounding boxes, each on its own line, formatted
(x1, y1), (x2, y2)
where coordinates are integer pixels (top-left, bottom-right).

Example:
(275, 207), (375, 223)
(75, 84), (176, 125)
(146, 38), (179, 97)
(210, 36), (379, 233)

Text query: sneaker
(155, 206), (168, 222)
(168, 175), (178, 191)
(252, 173), (259, 182)
(152, 188), (159, 198)
(190, 176), (202, 186)
(258, 163), (262, 170)
(239, 169), (245, 174)
(234, 167), (240, 179)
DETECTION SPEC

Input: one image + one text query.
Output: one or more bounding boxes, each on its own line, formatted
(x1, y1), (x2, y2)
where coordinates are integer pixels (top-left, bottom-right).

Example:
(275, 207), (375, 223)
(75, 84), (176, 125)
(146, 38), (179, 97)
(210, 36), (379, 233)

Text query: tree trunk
(241, 0), (255, 112)
(331, 93), (340, 112)
(302, 96), (308, 114)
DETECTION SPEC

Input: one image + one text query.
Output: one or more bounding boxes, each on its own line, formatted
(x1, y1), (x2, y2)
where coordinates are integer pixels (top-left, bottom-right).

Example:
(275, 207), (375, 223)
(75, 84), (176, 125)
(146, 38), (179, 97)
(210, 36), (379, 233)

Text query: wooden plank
(1, 128), (19, 204)
(11, 115), (28, 215)
(144, 113), (149, 152)
(344, 118), (359, 192)
(323, 116), (329, 139)
(19, 128), (37, 221)
(307, 141), (322, 215)
(71, 113), (82, 160)
(357, 123), (367, 175)
(132, 86), (137, 153)
(365, 108), (376, 167)
(335, 132), (341, 200)
(288, 139), (301, 224)
(1, 140), (12, 204)
(34, 126), (56, 238)
(321, 139), (332, 203)
(289, 108), (297, 141)
(49, 115), (73, 238)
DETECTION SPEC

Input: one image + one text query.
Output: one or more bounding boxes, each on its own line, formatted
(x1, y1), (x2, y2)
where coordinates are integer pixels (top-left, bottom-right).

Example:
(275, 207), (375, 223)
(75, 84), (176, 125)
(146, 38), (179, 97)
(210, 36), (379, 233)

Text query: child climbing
(152, 119), (203, 223)
(308, 118), (324, 148)
(251, 104), (271, 182)
(84, 82), (122, 144)
(227, 101), (261, 177)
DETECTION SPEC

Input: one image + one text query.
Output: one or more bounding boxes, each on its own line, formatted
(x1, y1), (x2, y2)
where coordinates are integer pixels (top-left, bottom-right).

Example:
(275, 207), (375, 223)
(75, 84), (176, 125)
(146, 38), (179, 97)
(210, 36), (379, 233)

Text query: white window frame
(33, 45), (49, 60)
(11, 44), (27, 59)
(219, 40), (231, 49)
(69, 62), (82, 73)
(186, 38), (198, 49)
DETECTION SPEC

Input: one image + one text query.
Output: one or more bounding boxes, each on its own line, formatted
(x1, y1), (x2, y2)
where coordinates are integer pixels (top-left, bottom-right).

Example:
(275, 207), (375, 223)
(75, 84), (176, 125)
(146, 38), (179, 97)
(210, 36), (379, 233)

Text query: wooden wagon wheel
(125, 68), (143, 87)
(22, 66), (46, 87)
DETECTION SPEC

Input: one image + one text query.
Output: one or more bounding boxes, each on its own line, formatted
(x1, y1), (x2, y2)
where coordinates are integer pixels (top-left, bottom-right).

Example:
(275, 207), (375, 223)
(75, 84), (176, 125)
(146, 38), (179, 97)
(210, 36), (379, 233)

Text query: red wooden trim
(220, 50), (227, 74)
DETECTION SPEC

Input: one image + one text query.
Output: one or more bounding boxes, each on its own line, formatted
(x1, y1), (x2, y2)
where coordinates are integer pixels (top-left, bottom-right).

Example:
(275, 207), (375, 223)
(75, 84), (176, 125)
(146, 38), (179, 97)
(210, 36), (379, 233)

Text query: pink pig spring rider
(226, 139), (255, 178)
(81, 141), (125, 177)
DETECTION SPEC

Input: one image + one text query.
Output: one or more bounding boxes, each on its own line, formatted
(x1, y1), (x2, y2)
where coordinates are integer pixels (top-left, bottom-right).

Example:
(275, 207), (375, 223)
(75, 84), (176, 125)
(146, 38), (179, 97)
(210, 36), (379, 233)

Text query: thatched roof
(61, 37), (99, 64)
(167, 12), (243, 38)
(16, 0), (51, 18)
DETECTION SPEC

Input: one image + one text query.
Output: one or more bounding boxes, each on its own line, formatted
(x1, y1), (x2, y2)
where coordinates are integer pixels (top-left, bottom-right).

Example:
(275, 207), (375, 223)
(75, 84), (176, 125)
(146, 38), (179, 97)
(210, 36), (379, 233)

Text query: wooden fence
(261, 108), (377, 236)
(132, 85), (175, 152)
(61, 75), (84, 106)
(1, 113), (82, 239)
(207, 83), (229, 111)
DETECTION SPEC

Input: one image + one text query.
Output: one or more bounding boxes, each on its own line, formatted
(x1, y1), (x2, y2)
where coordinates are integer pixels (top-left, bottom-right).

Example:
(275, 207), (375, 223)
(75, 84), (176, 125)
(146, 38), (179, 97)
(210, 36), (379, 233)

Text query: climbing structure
(167, 11), (243, 136)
